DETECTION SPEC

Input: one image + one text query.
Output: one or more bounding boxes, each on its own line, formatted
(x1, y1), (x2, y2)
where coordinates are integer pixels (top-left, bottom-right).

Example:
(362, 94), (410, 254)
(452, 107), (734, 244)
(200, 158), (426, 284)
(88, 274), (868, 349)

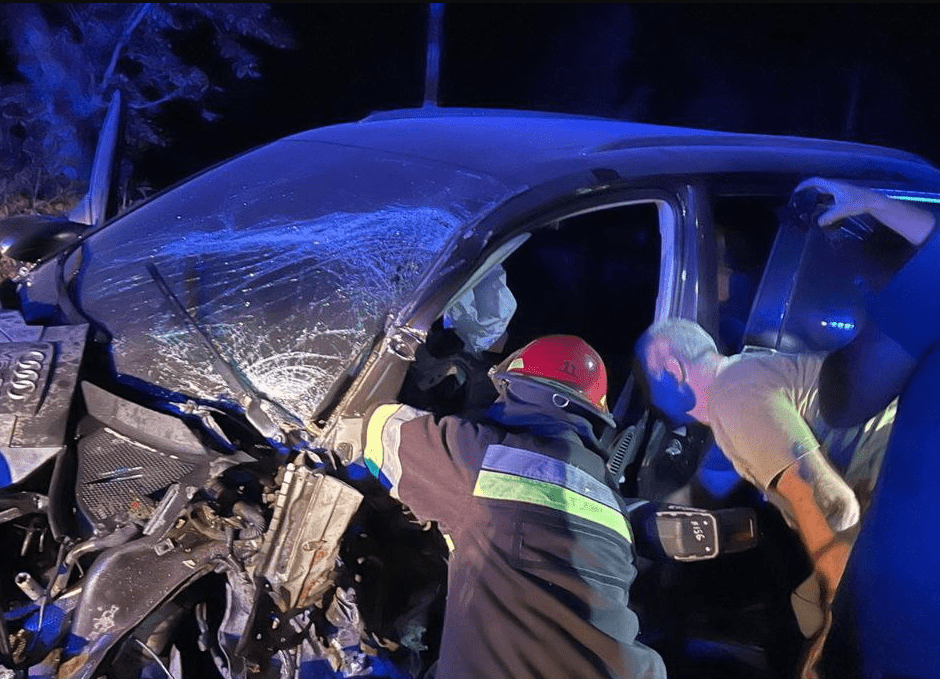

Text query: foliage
(0, 3), (295, 216)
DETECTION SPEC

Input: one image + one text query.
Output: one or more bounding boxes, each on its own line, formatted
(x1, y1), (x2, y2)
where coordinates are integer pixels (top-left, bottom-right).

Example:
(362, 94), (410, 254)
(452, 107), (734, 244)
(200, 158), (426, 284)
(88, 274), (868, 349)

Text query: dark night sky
(141, 4), (940, 191)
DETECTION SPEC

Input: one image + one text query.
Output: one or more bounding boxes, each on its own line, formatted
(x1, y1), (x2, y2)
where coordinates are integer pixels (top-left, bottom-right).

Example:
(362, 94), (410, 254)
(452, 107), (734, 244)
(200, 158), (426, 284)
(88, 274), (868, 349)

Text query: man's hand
(795, 176), (936, 245)
(793, 177), (879, 227)
(803, 451), (860, 532)
(797, 449), (861, 532)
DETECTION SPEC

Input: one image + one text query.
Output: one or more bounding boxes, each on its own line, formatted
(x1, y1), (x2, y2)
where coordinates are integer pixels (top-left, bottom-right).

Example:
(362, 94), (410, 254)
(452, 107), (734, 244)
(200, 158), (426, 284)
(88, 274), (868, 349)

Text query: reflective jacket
(361, 392), (666, 679)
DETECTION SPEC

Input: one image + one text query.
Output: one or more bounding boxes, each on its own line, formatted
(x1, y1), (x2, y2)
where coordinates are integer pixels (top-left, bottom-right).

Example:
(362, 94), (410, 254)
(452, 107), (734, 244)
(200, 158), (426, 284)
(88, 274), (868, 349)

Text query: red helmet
(492, 335), (612, 421)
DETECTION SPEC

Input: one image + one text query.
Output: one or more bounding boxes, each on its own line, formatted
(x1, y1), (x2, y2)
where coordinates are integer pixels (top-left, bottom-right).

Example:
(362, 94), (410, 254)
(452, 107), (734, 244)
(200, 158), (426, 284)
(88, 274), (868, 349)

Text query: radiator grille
(76, 427), (197, 524)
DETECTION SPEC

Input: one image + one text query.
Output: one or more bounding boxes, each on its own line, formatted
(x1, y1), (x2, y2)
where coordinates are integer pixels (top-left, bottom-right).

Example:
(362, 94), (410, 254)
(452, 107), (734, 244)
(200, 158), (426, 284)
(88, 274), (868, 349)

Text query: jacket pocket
(511, 506), (636, 591)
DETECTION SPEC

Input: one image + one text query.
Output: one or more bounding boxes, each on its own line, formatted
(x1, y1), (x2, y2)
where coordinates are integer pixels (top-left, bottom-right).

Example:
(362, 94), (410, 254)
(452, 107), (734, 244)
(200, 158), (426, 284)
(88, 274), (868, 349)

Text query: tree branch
(130, 92), (186, 110)
(99, 3), (153, 93)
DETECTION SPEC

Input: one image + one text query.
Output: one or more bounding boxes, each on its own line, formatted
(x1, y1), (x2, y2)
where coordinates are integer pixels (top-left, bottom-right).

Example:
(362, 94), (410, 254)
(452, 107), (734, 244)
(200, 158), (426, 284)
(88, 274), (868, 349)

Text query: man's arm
(773, 450), (856, 594)
(708, 356), (859, 590)
(794, 177), (936, 245)
(358, 402), (497, 533)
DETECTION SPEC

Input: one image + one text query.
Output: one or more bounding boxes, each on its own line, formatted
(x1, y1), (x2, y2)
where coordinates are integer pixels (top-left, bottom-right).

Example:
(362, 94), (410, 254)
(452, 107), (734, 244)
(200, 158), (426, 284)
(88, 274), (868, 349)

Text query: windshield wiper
(146, 262), (300, 441)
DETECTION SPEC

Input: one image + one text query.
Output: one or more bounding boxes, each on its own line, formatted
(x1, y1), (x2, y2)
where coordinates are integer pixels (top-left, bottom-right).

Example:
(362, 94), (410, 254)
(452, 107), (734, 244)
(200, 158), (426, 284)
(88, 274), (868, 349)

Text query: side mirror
(0, 91), (123, 272)
(0, 215), (84, 263)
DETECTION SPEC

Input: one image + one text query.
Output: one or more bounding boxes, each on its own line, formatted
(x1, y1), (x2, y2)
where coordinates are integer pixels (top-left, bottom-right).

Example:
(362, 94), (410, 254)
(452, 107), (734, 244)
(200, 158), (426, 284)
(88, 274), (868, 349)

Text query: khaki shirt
(708, 351), (894, 500)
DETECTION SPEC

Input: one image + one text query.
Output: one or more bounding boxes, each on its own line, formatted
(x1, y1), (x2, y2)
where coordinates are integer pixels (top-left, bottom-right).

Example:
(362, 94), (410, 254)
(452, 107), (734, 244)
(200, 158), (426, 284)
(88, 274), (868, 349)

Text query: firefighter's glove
(798, 450), (860, 533)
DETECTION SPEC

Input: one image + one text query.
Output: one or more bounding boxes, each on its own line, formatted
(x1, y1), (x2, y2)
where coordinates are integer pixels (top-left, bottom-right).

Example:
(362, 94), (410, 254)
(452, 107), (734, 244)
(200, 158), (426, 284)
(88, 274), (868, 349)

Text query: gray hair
(636, 318), (718, 366)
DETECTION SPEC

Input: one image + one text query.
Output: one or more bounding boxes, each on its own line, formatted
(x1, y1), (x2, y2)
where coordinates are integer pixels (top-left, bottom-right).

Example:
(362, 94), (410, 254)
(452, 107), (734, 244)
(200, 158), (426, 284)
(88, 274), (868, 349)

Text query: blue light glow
(0, 454), (10, 487)
(883, 193), (940, 205)
(821, 320), (856, 330)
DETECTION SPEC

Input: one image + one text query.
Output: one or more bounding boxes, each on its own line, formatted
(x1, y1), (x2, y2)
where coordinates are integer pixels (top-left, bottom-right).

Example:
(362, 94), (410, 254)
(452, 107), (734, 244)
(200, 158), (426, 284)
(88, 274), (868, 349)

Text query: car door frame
(315, 170), (705, 455)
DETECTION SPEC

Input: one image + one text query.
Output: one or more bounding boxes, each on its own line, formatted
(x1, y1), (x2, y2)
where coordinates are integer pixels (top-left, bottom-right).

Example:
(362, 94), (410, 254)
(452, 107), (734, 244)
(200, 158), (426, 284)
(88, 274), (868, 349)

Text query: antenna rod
(423, 3), (444, 107)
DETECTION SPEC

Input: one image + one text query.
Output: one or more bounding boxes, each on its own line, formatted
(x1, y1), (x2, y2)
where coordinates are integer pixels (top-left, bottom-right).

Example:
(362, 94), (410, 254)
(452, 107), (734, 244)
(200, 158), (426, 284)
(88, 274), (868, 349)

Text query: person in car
(802, 177), (940, 679)
(634, 317), (896, 677)
(356, 334), (667, 679)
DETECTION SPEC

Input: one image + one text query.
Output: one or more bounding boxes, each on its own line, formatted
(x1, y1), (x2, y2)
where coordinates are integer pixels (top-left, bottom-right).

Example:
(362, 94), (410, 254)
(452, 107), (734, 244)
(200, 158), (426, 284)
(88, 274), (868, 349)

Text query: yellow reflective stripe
(473, 469), (632, 543)
(364, 403), (402, 477)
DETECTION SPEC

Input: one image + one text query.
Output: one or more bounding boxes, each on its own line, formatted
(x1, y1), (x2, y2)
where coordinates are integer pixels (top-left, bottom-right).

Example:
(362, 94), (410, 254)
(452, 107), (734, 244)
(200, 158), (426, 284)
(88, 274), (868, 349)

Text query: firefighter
(358, 334), (666, 679)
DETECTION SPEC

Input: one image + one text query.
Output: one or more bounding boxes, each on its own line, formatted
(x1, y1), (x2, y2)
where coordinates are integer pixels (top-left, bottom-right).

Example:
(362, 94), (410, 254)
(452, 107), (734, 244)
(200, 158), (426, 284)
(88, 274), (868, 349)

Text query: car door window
(399, 200), (668, 419)
(710, 196), (780, 354)
(501, 202), (663, 399)
(744, 191), (940, 355)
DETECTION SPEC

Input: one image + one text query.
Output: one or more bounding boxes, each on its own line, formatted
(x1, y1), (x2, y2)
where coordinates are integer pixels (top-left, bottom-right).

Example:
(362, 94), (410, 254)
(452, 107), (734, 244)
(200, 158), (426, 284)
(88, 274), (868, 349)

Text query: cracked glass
(61, 140), (509, 424)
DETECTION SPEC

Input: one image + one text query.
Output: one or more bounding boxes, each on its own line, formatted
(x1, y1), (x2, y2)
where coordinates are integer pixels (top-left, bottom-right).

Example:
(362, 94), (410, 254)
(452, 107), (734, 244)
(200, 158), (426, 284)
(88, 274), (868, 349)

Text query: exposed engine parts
(259, 464), (363, 612)
(0, 308), (444, 679)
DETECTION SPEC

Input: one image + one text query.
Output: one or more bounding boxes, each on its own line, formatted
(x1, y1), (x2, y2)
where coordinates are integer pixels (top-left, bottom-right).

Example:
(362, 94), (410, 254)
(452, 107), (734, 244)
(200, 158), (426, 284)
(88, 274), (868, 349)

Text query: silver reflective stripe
(474, 445), (632, 542)
(481, 444), (622, 511)
(364, 403), (424, 499)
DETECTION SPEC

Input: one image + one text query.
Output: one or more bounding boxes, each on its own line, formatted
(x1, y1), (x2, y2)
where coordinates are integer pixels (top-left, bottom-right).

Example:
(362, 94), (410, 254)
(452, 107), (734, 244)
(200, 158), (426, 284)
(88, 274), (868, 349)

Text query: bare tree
(0, 3), (294, 216)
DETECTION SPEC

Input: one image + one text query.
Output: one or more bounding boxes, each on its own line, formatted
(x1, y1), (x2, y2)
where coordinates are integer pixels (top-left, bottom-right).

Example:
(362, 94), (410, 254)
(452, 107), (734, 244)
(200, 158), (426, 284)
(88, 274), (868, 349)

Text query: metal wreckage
(2, 94), (940, 679)
(0, 262), (456, 679)
(0, 284), (449, 679)
(0, 97), (453, 679)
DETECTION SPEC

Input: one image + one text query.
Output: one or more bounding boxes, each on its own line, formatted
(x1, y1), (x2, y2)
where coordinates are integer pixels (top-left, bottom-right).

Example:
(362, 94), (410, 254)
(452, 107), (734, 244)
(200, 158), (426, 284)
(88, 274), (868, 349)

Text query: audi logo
(7, 350), (45, 401)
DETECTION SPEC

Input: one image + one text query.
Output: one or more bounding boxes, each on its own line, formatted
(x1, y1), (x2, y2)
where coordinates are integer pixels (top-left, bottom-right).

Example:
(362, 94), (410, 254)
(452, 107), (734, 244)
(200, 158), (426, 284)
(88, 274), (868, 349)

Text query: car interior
(390, 193), (795, 676)
(398, 201), (661, 419)
(385, 180), (926, 678)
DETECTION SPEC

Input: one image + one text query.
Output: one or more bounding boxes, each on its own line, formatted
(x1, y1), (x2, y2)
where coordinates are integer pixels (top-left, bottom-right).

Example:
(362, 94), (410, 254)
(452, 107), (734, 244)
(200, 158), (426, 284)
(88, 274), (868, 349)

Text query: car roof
(283, 107), (940, 188)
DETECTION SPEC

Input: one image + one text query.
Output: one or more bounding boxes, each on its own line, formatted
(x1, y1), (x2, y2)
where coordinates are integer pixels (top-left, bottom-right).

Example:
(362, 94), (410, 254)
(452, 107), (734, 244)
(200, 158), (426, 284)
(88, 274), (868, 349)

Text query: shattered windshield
(50, 139), (508, 424)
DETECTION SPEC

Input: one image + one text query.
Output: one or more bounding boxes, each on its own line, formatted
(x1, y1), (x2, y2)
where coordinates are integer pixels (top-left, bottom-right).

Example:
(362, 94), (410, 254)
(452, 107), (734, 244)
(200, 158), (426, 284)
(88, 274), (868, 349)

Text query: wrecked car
(1, 106), (939, 679)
